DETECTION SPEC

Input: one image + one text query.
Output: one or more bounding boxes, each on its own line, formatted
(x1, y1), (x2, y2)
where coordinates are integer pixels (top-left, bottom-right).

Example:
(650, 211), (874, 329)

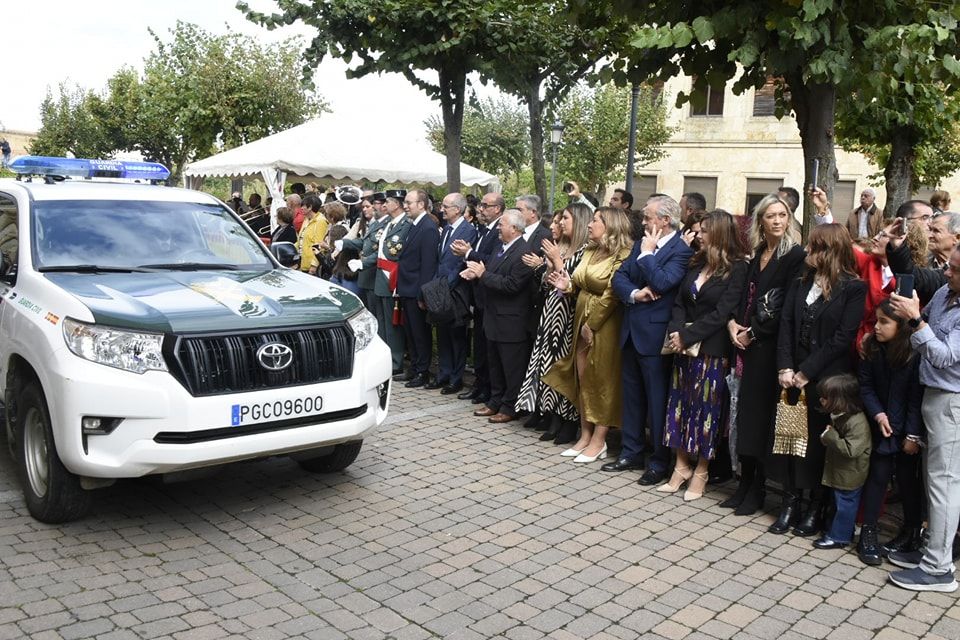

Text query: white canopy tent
(183, 118), (500, 218)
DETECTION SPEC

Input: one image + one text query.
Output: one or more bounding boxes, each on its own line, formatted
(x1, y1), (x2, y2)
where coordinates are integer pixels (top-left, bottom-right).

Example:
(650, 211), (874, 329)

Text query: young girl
(856, 298), (924, 565)
(812, 374), (872, 551)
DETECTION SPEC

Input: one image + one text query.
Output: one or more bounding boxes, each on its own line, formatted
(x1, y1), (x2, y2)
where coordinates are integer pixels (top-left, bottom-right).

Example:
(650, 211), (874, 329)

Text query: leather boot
(720, 476), (751, 509)
(553, 420), (578, 445)
(857, 524), (882, 566)
(792, 495), (826, 537)
(768, 492), (800, 534)
(881, 527), (923, 557)
(523, 412), (545, 430)
(539, 415), (561, 441)
(734, 472), (767, 516)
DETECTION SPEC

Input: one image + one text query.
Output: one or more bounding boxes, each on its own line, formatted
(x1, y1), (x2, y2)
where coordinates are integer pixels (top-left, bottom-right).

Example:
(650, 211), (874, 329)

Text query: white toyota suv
(0, 157), (391, 522)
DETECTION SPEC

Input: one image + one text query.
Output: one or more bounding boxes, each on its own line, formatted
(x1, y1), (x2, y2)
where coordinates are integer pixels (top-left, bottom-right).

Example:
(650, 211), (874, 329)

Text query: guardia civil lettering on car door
(0, 156), (392, 523)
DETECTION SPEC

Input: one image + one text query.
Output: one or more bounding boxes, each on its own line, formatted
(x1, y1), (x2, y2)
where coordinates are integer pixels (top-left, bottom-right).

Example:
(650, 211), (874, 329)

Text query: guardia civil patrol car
(0, 156), (391, 522)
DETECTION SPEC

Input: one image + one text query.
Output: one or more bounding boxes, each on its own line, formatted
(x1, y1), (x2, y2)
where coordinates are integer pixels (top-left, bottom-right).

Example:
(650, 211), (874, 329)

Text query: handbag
(756, 287), (785, 324)
(661, 323), (701, 357)
(772, 388), (808, 457)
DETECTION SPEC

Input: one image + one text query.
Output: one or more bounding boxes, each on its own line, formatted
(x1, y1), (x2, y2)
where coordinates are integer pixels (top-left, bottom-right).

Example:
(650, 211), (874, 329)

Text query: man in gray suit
(374, 191), (413, 375)
(338, 193), (389, 312)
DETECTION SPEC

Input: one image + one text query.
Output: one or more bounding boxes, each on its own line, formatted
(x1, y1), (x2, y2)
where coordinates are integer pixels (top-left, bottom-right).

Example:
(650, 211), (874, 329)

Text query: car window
(30, 199), (273, 270)
(0, 193), (17, 277)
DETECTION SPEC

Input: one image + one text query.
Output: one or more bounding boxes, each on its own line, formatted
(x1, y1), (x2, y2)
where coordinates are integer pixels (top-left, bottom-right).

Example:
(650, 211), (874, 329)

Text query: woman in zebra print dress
(515, 203), (592, 443)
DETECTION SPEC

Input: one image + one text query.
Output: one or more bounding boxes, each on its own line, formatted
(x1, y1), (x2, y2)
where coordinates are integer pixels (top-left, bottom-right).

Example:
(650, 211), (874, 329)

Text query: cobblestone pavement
(2, 382), (959, 640)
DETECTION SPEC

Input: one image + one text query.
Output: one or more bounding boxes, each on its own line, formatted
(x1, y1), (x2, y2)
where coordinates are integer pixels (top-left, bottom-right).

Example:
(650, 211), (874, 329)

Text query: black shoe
(813, 536), (848, 550)
(405, 373), (429, 388)
(539, 415), (562, 441)
(523, 413), (545, 430)
(457, 388), (478, 400)
(471, 394), (491, 405)
(393, 370), (414, 381)
(882, 527), (924, 557)
(637, 469), (667, 486)
(708, 471), (733, 486)
(792, 500), (825, 537)
(441, 382), (463, 395)
(857, 525), (883, 566)
(392, 367), (404, 376)
(553, 419), (578, 445)
(734, 478), (766, 517)
(719, 477), (750, 509)
(601, 458), (643, 472)
(768, 494), (801, 534)
(424, 378), (446, 390)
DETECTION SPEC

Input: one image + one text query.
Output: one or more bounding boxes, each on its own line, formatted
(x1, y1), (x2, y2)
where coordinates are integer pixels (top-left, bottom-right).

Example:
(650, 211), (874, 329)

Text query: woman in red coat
(853, 233), (895, 351)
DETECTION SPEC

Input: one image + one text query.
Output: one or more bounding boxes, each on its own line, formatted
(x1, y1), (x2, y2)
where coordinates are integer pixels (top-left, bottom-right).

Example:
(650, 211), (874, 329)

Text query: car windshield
(31, 199), (274, 271)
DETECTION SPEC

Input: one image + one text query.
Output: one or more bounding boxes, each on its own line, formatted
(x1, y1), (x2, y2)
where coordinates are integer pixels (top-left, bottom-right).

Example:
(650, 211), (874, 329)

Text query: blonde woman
(543, 207), (634, 463)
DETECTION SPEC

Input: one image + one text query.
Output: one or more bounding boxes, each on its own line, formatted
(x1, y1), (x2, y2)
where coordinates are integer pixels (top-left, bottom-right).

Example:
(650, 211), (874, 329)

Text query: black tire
(16, 382), (92, 523)
(296, 440), (363, 473)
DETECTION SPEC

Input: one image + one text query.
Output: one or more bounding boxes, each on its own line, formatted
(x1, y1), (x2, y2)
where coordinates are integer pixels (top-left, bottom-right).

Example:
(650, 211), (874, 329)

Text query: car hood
(45, 269), (363, 333)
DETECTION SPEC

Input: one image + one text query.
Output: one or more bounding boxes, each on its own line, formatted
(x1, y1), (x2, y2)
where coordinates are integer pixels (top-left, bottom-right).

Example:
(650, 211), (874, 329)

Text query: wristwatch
(908, 316), (922, 329)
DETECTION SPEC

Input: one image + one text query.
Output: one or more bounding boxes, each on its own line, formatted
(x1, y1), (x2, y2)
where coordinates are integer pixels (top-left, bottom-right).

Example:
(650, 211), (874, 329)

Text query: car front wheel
(296, 440), (363, 473)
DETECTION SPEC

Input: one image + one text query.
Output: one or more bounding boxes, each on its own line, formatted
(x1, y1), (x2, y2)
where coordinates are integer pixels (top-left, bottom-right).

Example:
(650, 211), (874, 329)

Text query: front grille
(167, 325), (355, 396)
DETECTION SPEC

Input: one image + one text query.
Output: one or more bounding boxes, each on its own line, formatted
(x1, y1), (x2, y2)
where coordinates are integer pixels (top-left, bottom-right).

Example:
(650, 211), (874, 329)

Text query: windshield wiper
(137, 262), (242, 271)
(39, 265), (155, 273)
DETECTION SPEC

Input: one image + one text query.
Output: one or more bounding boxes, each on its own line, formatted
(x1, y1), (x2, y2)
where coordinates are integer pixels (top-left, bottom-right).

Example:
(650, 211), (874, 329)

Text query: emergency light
(9, 156), (171, 182)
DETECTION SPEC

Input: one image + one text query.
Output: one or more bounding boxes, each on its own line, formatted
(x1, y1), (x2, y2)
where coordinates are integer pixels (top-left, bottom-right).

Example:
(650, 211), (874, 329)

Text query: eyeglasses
(908, 214), (932, 222)
(441, 204), (459, 210)
(478, 203), (499, 210)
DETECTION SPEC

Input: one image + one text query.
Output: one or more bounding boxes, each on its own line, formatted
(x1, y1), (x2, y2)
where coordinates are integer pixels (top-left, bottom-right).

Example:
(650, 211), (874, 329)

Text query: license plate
(231, 395), (323, 426)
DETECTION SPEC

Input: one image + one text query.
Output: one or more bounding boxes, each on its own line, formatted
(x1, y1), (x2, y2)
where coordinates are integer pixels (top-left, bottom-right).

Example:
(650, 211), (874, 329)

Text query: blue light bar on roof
(9, 156), (170, 181)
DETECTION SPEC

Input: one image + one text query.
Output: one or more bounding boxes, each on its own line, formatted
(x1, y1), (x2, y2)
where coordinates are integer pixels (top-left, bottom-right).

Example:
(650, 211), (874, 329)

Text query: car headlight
(63, 317), (167, 374)
(347, 309), (378, 352)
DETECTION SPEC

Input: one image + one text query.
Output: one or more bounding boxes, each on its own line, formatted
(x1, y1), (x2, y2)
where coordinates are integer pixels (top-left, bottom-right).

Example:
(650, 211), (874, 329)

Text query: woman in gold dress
(543, 207), (634, 463)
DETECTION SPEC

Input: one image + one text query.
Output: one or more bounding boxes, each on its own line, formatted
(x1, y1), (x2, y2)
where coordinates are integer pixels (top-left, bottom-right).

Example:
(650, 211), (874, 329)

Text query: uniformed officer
(374, 190), (413, 375)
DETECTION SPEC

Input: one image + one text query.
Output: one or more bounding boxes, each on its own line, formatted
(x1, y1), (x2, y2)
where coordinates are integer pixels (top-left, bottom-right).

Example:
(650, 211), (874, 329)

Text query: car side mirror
(269, 242), (300, 269)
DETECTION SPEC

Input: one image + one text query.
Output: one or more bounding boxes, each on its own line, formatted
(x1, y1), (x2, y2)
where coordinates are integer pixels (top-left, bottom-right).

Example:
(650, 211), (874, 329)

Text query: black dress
(733, 245), (805, 459)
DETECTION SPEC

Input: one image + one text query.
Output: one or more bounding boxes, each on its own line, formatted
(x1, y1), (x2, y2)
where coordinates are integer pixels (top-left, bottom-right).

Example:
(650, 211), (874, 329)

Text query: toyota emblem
(256, 342), (294, 371)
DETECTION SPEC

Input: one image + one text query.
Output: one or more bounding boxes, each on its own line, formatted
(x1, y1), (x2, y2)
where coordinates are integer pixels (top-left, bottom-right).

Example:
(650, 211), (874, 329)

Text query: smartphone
(895, 273), (914, 299)
(809, 158), (819, 192)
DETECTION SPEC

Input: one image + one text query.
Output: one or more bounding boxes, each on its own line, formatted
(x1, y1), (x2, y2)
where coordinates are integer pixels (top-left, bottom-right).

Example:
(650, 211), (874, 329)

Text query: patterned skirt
(515, 290), (580, 421)
(665, 354), (729, 459)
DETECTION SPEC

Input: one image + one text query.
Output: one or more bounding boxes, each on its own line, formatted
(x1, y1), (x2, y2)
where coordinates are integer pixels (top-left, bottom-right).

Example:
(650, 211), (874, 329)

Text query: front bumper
(46, 339), (392, 478)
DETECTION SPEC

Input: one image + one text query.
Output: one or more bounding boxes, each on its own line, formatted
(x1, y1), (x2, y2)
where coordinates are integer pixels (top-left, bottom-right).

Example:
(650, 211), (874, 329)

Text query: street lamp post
(548, 121), (565, 217)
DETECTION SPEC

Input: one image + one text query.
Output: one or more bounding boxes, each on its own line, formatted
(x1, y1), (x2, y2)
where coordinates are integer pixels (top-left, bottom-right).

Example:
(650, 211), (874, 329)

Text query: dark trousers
(472, 310), (491, 396)
(620, 345), (671, 473)
(374, 295), (405, 371)
(827, 486), (863, 543)
(487, 338), (529, 417)
(437, 322), (467, 386)
(361, 287), (376, 313)
(401, 297), (432, 376)
(861, 450), (924, 528)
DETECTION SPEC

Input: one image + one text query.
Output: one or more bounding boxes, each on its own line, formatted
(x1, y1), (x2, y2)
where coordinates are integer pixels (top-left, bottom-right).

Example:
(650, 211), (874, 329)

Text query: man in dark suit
(608, 195), (694, 485)
(516, 194), (552, 363)
(397, 189), (440, 387)
(461, 210), (533, 423)
(451, 193), (505, 404)
(426, 193), (478, 394)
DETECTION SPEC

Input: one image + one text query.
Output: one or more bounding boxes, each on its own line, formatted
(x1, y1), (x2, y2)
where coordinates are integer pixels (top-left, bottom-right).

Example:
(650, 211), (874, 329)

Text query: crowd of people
(256, 181), (960, 594)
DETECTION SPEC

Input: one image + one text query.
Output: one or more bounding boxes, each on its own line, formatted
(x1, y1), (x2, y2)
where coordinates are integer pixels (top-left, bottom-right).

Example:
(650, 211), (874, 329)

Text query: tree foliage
(30, 22), (324, 181)
(240, 0), (506, 190)
(424, 97), (529, 182)
(551, 83), (673, 201)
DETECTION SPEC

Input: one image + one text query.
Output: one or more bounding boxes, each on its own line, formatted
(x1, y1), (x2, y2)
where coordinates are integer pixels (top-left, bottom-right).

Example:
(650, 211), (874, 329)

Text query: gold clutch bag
(661, 323), (701, 357)
(772, 389), (808, 457)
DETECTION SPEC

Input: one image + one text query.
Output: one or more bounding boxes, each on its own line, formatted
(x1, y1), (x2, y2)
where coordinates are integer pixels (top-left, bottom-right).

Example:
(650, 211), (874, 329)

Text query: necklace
(759, 246), (775, 269)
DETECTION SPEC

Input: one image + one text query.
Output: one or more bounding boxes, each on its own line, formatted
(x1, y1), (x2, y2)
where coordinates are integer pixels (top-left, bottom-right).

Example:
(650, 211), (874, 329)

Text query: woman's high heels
(560, 446), (587, 457)
(683, 471), (710, 501)
(573, 445), (607, 463)
(656, 465), (692, 493)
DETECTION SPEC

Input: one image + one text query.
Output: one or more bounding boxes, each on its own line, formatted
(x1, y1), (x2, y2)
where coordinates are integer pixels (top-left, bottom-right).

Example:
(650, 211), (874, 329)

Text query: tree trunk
(788, 74), (837, 242)
(883, 127), (916, 218)
(527, 78), (547, 205)
(439, 65), (466, 192)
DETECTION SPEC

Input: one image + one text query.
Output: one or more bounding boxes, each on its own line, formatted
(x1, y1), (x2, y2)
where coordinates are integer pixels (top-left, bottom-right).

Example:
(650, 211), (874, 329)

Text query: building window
(745, 178), (785, 216)
(834, 180), (857, 222)
(629, 175), (658, 204)
(690, 77), (724, 117)
(753, 78), (777, 117)
(682, 176), (718, 210)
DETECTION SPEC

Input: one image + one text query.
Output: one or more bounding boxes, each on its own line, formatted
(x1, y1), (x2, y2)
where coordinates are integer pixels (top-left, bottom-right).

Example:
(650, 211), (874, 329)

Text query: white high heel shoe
(573, 445), (608, 463)
(560, 446), (586, 457)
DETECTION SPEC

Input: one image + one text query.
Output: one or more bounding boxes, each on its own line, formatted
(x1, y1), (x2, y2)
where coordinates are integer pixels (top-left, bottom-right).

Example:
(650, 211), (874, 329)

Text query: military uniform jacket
(374, 216), (413, 298)
(342, 215), (389, 291)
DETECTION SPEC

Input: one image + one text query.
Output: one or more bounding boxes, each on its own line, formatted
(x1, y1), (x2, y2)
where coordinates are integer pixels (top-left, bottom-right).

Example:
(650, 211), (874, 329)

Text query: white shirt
(412, 211), (429, 226)
(440, 216), (464, 252)
(523, 221), (540, 242)
(499, 235), (520, 256)
(857, 207), (870, 238)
